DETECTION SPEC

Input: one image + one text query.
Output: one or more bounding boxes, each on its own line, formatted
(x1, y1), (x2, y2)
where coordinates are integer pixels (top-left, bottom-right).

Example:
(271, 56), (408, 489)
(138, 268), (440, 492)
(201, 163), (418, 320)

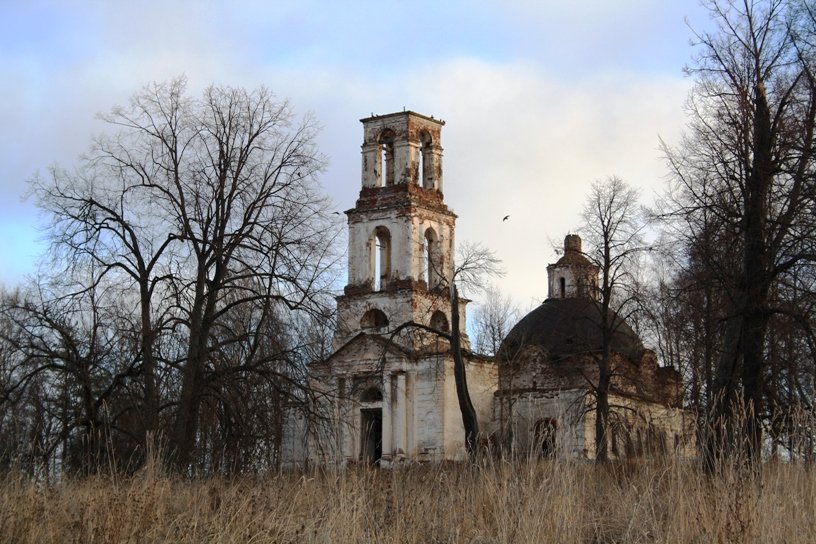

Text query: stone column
(361, 143), (380, 187)
(431, 146), (443, 192)
(394, 140), (411, 184)
(381, 373), (392, 463)
(338, 378), (353, 463)
(394, 373), (407, 456)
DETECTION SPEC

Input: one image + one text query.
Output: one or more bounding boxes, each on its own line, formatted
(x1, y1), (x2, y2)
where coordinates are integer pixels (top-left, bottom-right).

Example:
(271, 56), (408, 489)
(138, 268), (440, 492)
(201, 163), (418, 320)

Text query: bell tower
(334, 111), (466, 350)
(546, 235), (599, 300)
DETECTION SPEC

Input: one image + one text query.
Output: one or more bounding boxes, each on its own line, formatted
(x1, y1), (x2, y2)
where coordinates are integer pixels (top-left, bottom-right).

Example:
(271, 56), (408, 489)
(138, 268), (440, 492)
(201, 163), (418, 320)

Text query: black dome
(498, 298), (644, 362)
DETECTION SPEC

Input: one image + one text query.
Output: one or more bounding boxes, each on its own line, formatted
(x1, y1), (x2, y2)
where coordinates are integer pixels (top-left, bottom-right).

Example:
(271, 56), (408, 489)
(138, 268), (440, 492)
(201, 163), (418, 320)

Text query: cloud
(259, 58), (691, 305)
(0, 1), (698, 307)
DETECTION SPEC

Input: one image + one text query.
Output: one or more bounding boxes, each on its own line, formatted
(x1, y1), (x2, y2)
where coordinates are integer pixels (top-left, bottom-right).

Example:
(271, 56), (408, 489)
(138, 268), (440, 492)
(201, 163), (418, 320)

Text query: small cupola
(546, 235), (599, 300)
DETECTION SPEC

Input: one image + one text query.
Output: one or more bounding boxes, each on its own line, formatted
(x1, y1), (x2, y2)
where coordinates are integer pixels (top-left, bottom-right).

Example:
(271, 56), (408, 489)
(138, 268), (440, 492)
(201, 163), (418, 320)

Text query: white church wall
(497, 389), (588, 459)
(467, 358), (500, 439)
(280, 404), (309, 469)
(441, 359), (468, 460)
(410, 356), (448, 461)
(589, 394), (697, 460)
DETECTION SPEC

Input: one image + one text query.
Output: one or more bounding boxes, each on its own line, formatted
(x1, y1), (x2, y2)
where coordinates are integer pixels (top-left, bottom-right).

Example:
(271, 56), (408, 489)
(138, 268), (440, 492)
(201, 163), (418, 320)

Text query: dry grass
(1, 457), (814, 543)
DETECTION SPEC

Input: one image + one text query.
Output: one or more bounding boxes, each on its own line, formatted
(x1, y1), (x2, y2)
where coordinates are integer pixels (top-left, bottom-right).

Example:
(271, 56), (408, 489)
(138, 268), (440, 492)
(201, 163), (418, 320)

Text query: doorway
(360, 408), (383, 465)
(535, 418), (558, 458)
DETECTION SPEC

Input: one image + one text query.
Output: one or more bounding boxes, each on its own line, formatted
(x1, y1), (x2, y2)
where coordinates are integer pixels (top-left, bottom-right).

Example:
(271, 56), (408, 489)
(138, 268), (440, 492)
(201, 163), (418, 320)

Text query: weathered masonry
(496, 235), (695, 459)
(283, 111), (496, 466)
(281, 111), (694, 467)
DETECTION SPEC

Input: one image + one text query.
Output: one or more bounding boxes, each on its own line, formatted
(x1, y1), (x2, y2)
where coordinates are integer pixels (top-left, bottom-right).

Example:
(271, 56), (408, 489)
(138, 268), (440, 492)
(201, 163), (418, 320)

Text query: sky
(0, 0), (714, 310)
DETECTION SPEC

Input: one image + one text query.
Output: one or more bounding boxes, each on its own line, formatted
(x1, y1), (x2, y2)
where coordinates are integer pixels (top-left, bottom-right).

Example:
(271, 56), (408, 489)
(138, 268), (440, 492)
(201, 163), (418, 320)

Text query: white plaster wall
(280, 405), (309, 469)
(442, 358), (468, 459)
(496, 390), (696, 461)
(496, 389), (588, 459)
(280, 387), (348, 469)
(467, 359), (500, 437)
(601, 394), (697, 458)
(409, 357), (448, 461)
(346, 220), (369, 286)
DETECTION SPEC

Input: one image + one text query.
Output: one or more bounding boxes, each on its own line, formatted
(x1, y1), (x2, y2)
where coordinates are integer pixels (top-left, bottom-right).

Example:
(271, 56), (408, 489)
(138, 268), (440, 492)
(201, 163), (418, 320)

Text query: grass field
(1, 457), (814, 543)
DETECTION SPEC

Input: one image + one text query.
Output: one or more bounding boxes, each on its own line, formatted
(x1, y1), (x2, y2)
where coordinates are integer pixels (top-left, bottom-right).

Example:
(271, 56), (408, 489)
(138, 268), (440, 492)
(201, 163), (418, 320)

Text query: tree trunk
(169, 270), (214, 472)
(450, 284), (479, 456)
(707, 79), (773, 468)
(594, 364), (610, 463)
(139, 278), (159, 450)
(595, 244), (613, 464)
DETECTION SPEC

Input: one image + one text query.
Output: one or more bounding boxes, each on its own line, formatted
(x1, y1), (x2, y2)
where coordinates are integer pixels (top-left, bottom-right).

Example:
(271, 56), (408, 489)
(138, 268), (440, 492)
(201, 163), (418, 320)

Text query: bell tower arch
(335, 111), (466, 350)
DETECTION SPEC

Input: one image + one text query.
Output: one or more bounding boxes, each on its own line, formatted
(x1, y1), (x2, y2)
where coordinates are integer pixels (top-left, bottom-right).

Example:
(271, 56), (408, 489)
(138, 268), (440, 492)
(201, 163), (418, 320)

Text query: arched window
(430, 310), (449, 332)
(378, 130), (395, 187)
(370, 226), (391, 291)
(425, 227), (441, 289)
(559, 277), (566, 298)
(360, 309), (389, 329)
(419, 131), (434, 189)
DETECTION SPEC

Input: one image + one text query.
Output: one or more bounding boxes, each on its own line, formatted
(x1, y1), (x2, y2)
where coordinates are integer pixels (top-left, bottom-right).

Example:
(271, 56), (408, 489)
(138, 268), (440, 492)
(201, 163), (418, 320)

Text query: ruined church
(282, 111), (694, 466)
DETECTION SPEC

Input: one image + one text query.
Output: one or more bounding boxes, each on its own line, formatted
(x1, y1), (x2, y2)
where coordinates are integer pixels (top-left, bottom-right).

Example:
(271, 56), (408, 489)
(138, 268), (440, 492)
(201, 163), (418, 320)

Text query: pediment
(324, 332), (415, 365)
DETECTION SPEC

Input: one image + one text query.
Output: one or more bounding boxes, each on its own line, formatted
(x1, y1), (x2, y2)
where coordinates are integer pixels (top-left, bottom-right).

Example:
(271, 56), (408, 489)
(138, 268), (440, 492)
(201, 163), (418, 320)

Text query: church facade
(282, 111), (694, 467)
(282, 111), (498, 466)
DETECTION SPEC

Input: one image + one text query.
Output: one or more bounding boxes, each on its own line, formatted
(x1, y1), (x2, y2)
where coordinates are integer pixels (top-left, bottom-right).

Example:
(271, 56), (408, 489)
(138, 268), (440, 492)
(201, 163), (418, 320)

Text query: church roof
(498, 297), (644, 363)
(550, 248), (594, 268)
(549, 234), (595, 269)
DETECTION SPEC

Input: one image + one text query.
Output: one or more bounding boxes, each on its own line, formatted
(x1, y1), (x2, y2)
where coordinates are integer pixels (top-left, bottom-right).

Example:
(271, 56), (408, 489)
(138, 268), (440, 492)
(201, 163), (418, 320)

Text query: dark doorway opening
(535, 418), (558, 458)
(360, 408), (383, 465)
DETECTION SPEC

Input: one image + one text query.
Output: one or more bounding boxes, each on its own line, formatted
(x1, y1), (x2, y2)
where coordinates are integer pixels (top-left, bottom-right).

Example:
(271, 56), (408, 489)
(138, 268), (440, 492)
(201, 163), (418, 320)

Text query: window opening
(559, 277), (566, 298)
(535, 418), (558, 458)
(425, 228), (440, 289)
(419, 131), (433, 189)
(378, 131), (395, 187)
(371, 227), (391, 291)
(430, 310), (449, 332)
(418, 234), (427, 283)
(361, 309), (389, 329)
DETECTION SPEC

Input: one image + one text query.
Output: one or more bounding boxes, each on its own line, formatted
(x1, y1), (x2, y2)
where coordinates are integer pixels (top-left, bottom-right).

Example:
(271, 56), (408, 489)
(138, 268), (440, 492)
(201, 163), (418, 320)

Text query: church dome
(498, 297), (644, 363)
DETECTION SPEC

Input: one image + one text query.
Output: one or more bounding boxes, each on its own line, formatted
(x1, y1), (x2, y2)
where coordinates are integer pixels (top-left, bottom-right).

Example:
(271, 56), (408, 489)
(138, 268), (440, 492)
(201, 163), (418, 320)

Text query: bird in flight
(502, 215), (510, 222)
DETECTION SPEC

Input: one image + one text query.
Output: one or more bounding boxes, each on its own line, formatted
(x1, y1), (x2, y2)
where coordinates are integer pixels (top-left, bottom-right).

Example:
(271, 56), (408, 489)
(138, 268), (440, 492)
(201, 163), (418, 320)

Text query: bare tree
(580, 176), (648, 463)
(472, 284), (519, 357)
(662, 0), (816, 465)
(0, 272), (144, 475)
(29, 78), (341, 473)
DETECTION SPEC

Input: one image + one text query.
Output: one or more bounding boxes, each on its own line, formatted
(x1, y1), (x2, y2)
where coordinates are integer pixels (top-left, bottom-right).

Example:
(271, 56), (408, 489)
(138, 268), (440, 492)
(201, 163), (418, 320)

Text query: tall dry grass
(1, 456), (814, 543)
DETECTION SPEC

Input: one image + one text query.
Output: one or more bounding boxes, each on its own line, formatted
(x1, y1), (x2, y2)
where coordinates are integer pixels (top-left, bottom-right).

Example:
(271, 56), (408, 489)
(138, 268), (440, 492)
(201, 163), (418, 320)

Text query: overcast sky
(1, 0), (713, 309)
